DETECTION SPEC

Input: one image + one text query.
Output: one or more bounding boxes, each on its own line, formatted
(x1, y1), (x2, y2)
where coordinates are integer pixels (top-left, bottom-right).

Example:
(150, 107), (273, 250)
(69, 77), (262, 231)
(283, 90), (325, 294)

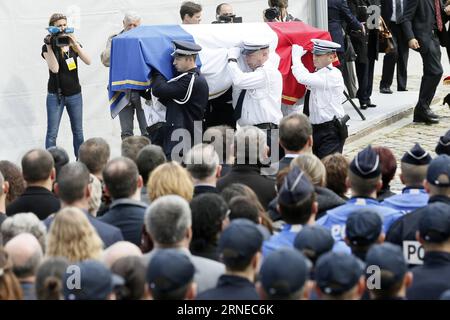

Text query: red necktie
(435, 0), (443, 32)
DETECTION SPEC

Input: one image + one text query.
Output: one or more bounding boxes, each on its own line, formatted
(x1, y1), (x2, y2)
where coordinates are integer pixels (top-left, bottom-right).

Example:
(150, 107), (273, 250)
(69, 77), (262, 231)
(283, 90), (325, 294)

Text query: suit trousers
(355, 58), (375, 105)
(380, 22), (410, 90)
(416, 34), (443, 111)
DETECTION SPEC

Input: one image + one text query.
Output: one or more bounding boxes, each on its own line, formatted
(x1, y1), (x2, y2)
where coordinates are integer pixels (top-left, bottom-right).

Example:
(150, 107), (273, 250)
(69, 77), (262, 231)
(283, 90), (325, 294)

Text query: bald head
(102, 241), (142, 268)
(22, 149), (54, 183)
(4, 233), (43, 279)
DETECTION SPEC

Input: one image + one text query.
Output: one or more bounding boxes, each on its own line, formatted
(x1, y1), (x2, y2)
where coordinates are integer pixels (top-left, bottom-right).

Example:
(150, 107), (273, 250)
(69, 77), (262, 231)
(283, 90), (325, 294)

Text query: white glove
(291, 44), (306, 66)
(228, 47), (241, 60)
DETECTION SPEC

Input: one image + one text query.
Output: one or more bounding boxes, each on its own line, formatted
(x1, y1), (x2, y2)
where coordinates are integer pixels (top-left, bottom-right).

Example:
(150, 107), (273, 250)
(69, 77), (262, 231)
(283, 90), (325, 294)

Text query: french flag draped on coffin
(108, 22), (333, 119)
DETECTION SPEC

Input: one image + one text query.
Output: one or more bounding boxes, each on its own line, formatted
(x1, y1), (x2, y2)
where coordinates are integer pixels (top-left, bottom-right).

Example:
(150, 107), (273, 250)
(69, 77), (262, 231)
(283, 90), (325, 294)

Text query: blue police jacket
(262, 224), (304, 257)
(381, 188), (429, 213)
(316, 197), (403, 253)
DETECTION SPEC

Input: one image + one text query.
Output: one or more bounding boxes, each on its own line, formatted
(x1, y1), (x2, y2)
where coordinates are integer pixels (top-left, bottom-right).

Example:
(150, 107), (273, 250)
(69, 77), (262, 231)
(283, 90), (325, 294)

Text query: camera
(212, 15), (243, 24)
(264, 7), (281, 21)
(45, 26), (74, 47)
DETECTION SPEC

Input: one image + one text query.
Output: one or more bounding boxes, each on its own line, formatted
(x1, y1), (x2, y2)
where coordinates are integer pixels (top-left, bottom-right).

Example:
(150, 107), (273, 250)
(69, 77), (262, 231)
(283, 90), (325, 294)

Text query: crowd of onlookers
(0, 112), (449, 300)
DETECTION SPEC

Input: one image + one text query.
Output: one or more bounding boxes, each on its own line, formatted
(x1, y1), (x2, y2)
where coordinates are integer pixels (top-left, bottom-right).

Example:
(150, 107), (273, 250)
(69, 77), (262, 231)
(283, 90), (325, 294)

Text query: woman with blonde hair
(0, 247), (23, 300)
(147, 161), (194, 202)
(290, 154), (344, 220)
(46, 207), (103, 263)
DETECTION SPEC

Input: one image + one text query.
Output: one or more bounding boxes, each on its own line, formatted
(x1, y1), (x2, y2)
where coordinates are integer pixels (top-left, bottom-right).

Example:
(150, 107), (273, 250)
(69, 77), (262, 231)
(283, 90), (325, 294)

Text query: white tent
(0, 0), (318, 162)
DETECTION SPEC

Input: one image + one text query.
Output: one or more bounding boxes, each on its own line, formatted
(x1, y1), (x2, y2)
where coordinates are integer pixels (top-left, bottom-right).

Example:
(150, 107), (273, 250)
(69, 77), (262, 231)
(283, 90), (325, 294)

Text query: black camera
(44, 26), (74, 47)
(212, 15), (243, 24)
(265, 7), (281, 21)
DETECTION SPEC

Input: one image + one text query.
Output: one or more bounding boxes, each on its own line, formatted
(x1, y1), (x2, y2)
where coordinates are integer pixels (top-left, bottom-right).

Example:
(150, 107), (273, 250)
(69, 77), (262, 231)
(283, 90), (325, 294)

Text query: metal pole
(314, 0), (329, 30)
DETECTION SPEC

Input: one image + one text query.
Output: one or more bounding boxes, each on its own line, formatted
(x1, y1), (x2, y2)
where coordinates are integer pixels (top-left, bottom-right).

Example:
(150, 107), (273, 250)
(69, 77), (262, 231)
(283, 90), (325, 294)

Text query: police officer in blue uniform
(386, 155), (450, 253)
(436, 129), (450, 155)
(317, 146), (402, 253)
(382, 143), (431, 213)
(406, 205), (450, 300)
(152, 40), (209, 159)
(294, 225), (335, 267)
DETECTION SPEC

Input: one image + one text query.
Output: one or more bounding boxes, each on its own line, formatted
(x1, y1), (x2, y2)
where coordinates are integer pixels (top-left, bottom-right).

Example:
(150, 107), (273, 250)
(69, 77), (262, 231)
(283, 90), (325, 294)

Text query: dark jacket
(152, 68), (209, 158)
(99, 198), (147, 247)
(348, 0), (381, 62)
(328, 0), (363, 52)
(217, 165), (276, 210)
(45, 210), (123, 248)
(196, 275), (259, 300)
(6, 186), (61, 220)
(377, 186), (396, 202)
(401, 0), (447, 50)
(386, 195), (450, 246)
(407, 252), (450, 300)
(193, 185), (219, 198)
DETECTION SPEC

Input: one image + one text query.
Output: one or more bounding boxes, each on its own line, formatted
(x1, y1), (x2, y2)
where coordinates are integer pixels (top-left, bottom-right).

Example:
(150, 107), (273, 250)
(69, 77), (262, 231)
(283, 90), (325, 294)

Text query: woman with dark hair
(42, 13), (91, 158)
(111, 256), (147, 300)
(373, 146), (397, 201)
(47, 146), (69, 178)
(35, 257), (69, 300)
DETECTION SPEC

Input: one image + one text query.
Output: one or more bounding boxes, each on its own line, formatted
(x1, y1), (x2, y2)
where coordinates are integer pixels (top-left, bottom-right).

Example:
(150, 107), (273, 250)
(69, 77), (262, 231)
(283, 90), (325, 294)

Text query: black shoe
(444, 94), (450, 107)
(424, 108), (439, 119)
(413, 110), (439, 124)
(398, 88), (408, 92)
(380, 87), (393, 94)
(369, 104), (377, 108)
(360, 103), (369, 110)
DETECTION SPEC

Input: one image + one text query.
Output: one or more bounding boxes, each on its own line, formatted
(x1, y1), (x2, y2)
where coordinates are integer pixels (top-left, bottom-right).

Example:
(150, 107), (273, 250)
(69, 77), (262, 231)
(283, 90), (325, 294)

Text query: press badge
(66, 57), (77, 71)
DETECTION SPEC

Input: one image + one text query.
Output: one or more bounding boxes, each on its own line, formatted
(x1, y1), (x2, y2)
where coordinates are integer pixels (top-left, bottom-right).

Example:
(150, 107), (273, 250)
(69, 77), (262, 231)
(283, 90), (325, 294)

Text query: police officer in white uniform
(227, 40), (283, 154)
(291, 39), (349, 159)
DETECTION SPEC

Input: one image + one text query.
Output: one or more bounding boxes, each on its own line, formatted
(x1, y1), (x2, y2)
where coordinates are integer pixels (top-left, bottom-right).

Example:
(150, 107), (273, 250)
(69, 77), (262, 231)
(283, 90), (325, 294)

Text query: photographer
(213, 3), (243, 24)
(100, 12), (149, 141)
(42, 13), (91, 158)
(263, 0), (300, 22)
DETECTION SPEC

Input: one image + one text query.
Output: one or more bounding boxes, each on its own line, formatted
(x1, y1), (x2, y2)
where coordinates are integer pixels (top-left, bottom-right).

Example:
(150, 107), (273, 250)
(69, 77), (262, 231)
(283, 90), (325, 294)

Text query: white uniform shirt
(292, 62), (346, 125)
(227, 61), (283, 126)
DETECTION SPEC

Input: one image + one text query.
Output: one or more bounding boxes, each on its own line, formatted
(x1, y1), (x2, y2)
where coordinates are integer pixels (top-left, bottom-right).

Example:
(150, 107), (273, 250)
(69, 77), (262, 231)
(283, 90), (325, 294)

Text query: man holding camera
(263, 0), (300, 22)
(291, 39), (349, 159)
(101, 12), (149, 141)
(213, 3), (242, 23)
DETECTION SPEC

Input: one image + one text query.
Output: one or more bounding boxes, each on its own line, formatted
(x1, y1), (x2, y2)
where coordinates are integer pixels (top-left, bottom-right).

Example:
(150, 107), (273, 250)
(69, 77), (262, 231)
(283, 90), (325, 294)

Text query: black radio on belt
(333, 115), (350, 140)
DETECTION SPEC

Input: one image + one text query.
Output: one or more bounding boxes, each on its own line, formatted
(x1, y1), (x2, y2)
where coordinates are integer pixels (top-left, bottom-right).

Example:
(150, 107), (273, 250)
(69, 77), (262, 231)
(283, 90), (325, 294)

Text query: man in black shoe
(380, 0), (410, 94)
(402, 0), (446, 124)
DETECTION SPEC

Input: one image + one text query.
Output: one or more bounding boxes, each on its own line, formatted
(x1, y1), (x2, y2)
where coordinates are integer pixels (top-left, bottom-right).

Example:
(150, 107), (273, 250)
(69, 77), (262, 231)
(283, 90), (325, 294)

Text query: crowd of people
(0, 115), (449, 300)
(19, 0), (450, 301)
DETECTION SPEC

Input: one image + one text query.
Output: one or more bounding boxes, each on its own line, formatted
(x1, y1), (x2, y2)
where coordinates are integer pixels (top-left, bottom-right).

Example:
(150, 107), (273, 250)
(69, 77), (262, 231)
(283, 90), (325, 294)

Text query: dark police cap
(278, 166), (315, 206)
(147, 249), (195, 294)
(63, 260), (124, 300)
(315, 252), (364, 296)
(418, 202), (450, 243)
(426, 155), (450, 187)
(260, 248), (310, 298)
(171, 40), (202, 57)
(219, 219), (269, 264)
(365, 243), (407, 289)
(436, 130), (450, 156)
(350, 145), (381, 179)
(345, 209), (383, 246)
(294, 225), (334, 262)
(401, 143), (432, 166)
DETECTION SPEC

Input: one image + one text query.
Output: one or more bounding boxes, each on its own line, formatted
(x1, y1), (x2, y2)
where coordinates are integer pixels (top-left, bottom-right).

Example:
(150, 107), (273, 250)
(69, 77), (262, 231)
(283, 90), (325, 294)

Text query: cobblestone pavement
(342, 74), (450, 193)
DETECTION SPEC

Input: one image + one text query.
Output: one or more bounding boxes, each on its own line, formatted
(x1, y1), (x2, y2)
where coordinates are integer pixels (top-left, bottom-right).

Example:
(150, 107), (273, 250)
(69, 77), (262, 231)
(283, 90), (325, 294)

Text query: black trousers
(380, 22), (409, 90)
(355, 58), (375, 105)
(204, 88), (236, 130)
(312, 121), (345, 160)
(416, 34), (443, 111)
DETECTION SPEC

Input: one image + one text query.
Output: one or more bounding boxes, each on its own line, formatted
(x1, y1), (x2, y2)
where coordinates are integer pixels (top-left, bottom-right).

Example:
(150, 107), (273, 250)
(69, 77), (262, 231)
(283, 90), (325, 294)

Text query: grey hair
(1, 213), (47, 251)
(184, 143), (220, 180)
(234, 126), (267, 164)
(123, 11), (142, 25)
(13, 248), (43, 279)
(144, 195), (192, 246)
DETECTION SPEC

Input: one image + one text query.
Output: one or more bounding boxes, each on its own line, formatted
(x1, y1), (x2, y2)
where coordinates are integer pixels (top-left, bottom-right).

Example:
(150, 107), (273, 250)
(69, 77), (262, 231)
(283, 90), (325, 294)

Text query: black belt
(312, 120), (335, 130)
(255, 123), (279, 130)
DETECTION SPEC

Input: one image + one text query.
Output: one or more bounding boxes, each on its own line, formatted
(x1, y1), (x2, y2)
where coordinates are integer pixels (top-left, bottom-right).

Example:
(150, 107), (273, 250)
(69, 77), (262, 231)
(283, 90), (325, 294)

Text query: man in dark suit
(152, 40), (209, 159)
(380, 0), (410, 93)
(184, 143), (221, 197)
(46, 162), (123, 248)
(100, 157), (147, 247)
(6, 149), (60, 220)
(272, 113), (313, 174)
(217, 126), (276, 210)
(401, 0), (445, 124)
